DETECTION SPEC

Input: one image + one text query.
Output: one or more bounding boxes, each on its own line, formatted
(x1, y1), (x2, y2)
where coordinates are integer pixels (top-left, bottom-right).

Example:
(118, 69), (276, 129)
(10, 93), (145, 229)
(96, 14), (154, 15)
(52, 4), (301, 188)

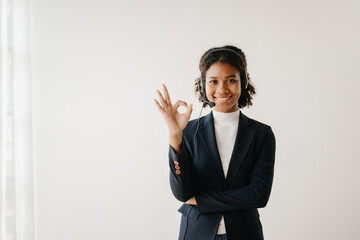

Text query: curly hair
(195, 45), (256, 109)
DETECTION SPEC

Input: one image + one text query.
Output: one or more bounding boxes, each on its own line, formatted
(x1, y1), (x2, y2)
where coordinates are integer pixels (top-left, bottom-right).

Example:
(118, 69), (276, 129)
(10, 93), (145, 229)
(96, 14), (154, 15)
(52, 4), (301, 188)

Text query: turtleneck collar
(212, 109), (240, 124)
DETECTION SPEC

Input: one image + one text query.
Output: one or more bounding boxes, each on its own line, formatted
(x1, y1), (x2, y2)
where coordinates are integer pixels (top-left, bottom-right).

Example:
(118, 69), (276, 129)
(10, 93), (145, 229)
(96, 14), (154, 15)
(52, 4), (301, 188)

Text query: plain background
(32, 0), (360, 239)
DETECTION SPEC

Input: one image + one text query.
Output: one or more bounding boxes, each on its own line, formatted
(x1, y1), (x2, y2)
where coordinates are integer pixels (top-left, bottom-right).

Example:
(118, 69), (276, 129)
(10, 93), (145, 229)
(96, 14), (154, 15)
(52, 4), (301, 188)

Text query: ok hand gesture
(154, 84), (193, 152)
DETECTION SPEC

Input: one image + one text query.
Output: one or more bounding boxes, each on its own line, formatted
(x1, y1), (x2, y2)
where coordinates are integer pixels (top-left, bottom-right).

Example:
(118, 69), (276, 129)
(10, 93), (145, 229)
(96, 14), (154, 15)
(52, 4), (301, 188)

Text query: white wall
(32, 0), (360, 239)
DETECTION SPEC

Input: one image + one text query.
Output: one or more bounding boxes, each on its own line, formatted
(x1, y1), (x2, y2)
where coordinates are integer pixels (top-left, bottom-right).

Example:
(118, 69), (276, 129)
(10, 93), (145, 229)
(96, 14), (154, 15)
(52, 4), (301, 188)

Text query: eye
(209, 80), (217, 84)
(227, 79), (237, 83)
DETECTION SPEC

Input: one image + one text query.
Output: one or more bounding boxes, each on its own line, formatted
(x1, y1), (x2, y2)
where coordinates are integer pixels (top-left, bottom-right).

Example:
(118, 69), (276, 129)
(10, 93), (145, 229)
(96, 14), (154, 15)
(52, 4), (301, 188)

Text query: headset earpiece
(200, 76), (205, 95)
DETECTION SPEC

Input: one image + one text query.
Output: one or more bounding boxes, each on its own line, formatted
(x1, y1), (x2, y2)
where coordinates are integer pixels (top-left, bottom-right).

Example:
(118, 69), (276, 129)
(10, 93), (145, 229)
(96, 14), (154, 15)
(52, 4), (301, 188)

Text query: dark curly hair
(195, 45), (256, 109)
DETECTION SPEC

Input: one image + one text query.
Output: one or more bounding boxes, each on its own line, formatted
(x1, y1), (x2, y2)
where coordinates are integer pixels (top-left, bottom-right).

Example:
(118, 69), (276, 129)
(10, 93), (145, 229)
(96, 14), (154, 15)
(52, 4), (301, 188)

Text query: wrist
(169, 133), (182, 153)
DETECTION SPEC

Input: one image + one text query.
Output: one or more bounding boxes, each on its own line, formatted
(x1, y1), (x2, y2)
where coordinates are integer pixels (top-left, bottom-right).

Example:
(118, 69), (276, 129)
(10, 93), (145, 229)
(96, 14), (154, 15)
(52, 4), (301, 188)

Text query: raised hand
(154, 84), (193, 152)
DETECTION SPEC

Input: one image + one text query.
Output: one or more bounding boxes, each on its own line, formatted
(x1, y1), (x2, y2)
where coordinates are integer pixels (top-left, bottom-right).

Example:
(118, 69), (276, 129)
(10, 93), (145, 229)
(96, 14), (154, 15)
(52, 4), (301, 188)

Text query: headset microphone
(197, 83), (216, 107)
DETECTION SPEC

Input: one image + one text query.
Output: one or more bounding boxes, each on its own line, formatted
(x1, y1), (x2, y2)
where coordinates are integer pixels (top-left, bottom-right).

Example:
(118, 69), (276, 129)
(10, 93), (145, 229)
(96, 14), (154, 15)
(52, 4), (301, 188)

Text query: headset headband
(202, 48), (245, 64)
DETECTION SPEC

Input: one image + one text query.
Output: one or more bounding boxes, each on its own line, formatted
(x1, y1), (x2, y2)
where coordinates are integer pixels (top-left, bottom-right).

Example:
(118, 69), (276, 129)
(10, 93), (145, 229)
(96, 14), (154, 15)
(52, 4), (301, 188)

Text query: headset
(194, 47), (249, 139)
(197, 48), (249, 108)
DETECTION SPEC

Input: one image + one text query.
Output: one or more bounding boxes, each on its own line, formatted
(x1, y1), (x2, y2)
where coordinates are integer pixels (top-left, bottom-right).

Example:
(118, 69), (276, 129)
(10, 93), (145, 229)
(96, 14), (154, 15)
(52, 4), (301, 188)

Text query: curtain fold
(0, 0), (34, 240)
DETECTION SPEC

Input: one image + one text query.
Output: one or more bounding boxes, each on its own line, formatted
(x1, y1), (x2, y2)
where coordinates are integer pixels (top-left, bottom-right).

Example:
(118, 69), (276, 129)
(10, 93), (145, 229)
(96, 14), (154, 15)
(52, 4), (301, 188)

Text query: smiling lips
(215, 95), (232, 102)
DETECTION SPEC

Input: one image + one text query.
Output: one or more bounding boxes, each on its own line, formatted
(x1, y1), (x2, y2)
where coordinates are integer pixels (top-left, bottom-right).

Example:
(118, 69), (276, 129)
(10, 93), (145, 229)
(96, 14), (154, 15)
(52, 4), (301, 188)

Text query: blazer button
(174, 161), (179, 165)
(175, 166), (180, 170)
(176, 170), (181, 175)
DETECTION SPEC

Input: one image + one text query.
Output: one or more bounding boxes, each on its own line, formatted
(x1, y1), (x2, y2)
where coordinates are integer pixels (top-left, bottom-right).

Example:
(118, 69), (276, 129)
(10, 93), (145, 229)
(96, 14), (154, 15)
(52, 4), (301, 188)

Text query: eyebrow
(208, 75), (237, 79)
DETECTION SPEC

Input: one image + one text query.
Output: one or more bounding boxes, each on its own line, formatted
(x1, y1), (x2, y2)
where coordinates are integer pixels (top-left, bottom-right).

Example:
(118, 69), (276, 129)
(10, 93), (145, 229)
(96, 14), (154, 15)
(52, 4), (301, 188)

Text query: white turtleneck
(212, 109), (240, 235)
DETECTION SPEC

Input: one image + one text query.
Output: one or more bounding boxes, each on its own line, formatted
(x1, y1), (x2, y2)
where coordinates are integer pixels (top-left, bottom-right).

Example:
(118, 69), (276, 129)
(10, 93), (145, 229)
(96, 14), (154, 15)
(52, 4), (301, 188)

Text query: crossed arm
(169, 128), (276, 214)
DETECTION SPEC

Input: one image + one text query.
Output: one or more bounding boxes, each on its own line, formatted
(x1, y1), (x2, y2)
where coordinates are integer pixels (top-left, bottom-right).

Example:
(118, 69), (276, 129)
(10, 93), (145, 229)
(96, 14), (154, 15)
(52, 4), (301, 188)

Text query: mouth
(214, 95), (232, 103)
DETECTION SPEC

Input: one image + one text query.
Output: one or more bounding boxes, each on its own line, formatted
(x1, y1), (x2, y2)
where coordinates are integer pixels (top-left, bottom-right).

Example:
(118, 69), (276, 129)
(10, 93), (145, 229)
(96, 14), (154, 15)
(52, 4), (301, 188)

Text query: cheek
(231, 85), (241, 94)
(205, 87), (214, 97)
(233, 87), (241, 100)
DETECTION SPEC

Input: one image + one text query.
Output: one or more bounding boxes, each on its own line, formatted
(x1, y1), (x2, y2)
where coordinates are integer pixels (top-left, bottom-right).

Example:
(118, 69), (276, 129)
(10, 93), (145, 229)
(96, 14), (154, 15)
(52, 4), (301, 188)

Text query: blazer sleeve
(168, 137), (196, 202)
(195, 127), (276, 214)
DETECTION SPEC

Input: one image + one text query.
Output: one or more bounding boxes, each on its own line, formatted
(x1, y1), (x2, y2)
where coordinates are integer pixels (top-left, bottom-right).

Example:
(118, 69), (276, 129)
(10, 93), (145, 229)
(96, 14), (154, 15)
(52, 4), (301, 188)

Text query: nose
(216, 82), (228, 94)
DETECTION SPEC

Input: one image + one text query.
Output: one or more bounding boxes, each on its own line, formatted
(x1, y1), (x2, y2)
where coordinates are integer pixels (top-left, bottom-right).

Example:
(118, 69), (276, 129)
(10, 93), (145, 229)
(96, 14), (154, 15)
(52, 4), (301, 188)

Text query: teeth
(217, 96), (230, 100)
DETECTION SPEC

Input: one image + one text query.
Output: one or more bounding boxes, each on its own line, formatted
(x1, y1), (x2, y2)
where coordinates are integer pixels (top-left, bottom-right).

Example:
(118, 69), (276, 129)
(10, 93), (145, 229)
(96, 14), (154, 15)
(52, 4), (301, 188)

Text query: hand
(154, 84), (193, 149)
(185, 196), (197, 205)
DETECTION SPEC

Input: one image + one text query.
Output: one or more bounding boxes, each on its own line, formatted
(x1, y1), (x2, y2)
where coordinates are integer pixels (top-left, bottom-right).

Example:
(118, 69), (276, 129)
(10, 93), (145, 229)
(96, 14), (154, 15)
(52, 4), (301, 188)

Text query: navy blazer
(169, 110), (276, 240)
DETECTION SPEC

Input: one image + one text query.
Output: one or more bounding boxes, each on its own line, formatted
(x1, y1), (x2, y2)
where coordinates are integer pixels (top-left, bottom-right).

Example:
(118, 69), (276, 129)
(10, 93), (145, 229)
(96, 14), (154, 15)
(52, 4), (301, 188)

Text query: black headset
(197, 48), (249, 108)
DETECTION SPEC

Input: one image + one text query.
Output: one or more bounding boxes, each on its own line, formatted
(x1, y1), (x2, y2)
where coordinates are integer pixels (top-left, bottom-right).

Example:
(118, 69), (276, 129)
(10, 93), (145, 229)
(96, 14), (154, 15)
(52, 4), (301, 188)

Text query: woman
(154, 45), (276, 240)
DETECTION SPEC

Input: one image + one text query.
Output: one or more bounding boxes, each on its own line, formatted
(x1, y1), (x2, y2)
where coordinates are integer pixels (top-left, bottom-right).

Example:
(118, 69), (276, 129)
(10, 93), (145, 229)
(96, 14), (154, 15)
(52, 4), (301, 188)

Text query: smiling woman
(195, 45), (256, 111)
(205, 62), (242, 113)
(154, 45), (276, 240)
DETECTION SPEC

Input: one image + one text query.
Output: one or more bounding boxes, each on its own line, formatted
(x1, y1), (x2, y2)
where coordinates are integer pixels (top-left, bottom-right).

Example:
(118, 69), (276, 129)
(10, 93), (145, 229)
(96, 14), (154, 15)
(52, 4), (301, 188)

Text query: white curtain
(0, 0), (34, 240)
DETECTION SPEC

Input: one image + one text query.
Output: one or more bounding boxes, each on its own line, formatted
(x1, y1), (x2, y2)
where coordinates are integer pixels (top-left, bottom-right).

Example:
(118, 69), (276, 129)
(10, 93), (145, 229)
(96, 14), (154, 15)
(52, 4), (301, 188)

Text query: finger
(173, 100), (187, 110)
(162, 84), (172, 106)
(153, 99), (165, 113)
(184, 104), (193, 119)
(156, 89), (167, 108)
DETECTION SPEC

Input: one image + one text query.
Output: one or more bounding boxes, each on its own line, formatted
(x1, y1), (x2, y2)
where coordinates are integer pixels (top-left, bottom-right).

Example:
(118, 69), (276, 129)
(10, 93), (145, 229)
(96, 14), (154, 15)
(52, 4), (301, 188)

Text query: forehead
(206, 61), (239, 77)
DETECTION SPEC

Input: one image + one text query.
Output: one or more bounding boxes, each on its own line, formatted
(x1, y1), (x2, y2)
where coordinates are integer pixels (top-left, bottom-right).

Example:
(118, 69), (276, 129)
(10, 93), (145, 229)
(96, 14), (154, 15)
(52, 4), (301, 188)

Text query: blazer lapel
(226, 111), (257, 185)
(196, 110), (257, 188)
(196, 112), (226, 182)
